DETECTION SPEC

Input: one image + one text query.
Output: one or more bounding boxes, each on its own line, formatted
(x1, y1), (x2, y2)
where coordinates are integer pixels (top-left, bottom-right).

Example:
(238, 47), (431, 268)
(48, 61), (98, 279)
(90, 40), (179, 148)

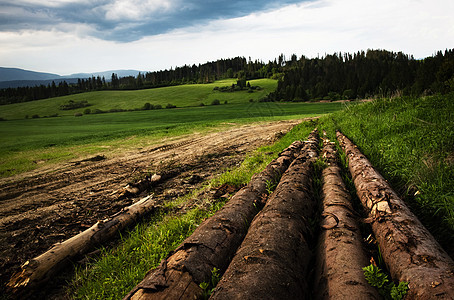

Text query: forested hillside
(269, 49), (454, 101)
(0, 57), (267, 105)
(1, 49), (453, 105)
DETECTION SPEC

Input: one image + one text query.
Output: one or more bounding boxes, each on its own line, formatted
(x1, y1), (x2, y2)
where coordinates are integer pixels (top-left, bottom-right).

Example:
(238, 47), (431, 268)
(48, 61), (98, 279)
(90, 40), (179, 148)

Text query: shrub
(32, 114), (40, 119)
(166, 103), (176, 109)
(199, 103), (205, 106)
(142, 103), (153, 110)
(154, 104), (162, 110)
(93, 109), (105, 114)
(211, 99), (220, 105)
(60, 100), (91, 110)
(84, 108), (91, 114)
(0, 117), (6, 121)
(109, 108), (125, 113)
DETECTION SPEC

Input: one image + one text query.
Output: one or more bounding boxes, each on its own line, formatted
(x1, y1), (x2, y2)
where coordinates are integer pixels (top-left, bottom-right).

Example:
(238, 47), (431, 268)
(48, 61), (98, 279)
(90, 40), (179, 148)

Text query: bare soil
(0, 120), (299, 295)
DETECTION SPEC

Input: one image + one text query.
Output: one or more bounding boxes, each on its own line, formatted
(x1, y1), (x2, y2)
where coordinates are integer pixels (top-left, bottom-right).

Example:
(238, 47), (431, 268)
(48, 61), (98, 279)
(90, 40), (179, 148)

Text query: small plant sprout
(265, 179), (277, 195)
(199, 267), (221, 299)
(363, 264), (409, 300)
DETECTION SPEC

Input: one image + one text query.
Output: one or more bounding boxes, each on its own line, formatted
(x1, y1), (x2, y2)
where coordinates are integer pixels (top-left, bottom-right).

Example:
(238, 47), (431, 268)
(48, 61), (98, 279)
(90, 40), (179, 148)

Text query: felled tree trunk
(8, 195), (158, 291)
(209, 130), (319, 300)
(314, 135), (380, 299)
(123, 137), (307, 300)
(337, 131), (454, 299)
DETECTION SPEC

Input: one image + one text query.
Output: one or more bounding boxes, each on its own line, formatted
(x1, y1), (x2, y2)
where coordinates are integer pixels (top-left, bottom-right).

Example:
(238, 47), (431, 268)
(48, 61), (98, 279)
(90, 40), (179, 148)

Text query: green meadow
(0, 78), (345, 177)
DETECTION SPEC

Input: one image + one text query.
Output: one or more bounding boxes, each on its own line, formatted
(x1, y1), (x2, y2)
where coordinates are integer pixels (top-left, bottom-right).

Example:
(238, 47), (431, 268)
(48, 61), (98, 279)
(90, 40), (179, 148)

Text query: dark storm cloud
(0, 0), (309, 42)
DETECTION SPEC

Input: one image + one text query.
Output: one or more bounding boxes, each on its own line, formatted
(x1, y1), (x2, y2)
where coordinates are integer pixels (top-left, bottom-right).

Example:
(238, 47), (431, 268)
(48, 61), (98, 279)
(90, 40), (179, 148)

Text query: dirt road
(0, 120), (299, 292)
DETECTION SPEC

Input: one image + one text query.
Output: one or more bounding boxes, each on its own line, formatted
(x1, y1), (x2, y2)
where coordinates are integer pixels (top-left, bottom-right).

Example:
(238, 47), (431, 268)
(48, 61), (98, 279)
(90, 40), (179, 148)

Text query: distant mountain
(0, 67), (144, 88)
(0, 78), (81, 89)
(65, 70), (143, 79)
(0, 67), (61, 82)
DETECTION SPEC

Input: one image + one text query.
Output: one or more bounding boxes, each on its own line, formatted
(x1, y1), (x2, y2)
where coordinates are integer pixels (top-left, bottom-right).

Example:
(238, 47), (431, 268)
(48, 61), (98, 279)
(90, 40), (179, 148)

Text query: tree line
(1, 49), (453, 105)
(268, 49), (454, 101)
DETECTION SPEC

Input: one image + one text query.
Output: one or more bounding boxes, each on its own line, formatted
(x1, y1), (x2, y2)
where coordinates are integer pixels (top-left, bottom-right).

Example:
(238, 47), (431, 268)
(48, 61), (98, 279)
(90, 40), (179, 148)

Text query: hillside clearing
(0, 79), (277, 120)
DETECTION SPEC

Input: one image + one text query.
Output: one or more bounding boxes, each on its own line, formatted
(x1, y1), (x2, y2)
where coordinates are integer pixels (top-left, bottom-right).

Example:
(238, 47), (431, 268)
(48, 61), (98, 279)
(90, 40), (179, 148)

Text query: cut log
(314, 135), (380, 299)
(123, 137), (307, 300)
(8, 195), (158, 291)
(209, 130), (319, 299)
(337, 131), (454, 299)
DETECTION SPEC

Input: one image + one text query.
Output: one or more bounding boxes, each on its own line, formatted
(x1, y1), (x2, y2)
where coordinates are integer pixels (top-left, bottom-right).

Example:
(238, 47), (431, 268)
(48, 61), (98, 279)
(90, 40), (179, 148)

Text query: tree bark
(209, 130), (319, 300)
(314, 135), (380, 299)
(337, 131), (454, 299)
(123, 136), (308, 300)
(8, 195), (158, 291)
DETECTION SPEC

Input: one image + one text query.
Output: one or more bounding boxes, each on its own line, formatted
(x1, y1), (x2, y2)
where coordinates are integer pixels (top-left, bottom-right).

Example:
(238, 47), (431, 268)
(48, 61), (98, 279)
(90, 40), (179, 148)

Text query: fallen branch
(8, 195), (158, 291)
(210, 130), (319, 299)
(314, 134), (380, 299)
(123, 137), (307, 300)
(337, 131), (454, 299)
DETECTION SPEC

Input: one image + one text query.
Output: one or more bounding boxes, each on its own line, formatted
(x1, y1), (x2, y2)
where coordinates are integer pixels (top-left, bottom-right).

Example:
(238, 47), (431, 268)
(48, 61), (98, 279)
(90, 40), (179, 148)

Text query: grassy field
(0, 79), (277, 120)
(70, 93), (453, 299)
(0, 100), (344, 177)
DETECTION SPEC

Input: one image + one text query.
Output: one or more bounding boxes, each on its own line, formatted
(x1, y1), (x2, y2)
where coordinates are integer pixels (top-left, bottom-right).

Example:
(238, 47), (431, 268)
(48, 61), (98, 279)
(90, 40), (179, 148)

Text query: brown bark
(209, 130), (319, 300)
(337, 131), (454, 299)
(314, 135), (380, 299)
(123, 138), (306, 300)
(8, 195), (158, 290)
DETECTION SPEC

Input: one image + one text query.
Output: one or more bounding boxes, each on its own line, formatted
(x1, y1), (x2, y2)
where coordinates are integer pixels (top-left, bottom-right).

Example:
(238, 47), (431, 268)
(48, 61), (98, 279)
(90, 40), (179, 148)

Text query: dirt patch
(0, 120), (299, 297)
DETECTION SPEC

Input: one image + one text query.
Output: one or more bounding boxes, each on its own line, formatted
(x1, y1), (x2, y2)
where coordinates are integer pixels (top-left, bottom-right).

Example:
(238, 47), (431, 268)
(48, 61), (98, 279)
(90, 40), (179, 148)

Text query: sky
(0, 0), (453, 75)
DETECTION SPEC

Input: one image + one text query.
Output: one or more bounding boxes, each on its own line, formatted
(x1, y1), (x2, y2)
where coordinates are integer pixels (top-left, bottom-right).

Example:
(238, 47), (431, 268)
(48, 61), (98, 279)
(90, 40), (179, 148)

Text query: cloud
(102, 0), (175, 21)
(0, 0), (307, 42)
(0, 0), (453, 74)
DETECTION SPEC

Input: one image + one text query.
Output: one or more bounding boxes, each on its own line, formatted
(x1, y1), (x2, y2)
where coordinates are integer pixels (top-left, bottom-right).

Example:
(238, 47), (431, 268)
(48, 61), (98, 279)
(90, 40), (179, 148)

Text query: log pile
(123, 137), (307, 299)
(8, 129), (454, 299)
